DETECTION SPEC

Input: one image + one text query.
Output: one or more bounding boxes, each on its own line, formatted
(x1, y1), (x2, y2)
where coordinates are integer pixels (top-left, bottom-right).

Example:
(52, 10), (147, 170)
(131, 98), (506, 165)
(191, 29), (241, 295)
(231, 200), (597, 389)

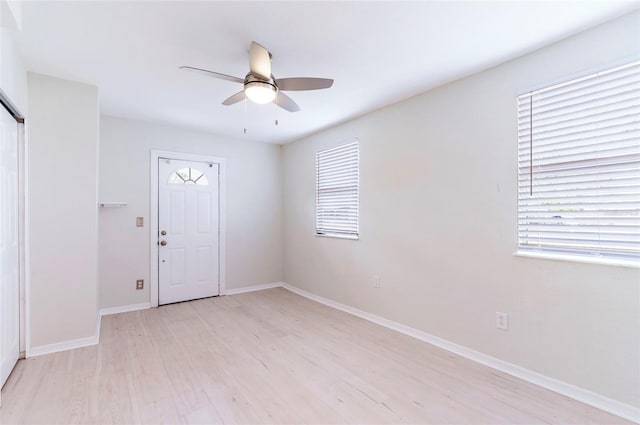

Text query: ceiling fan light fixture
(245, 81), (277, 104)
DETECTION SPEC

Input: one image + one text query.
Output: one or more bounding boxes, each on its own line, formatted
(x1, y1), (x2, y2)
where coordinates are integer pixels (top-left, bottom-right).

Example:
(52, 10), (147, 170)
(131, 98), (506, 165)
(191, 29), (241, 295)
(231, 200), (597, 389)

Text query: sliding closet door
(0, 104), (19, 388)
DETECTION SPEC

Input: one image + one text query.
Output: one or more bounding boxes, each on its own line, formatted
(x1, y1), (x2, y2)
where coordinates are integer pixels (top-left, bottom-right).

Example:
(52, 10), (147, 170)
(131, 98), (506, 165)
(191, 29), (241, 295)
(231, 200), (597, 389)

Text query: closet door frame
(0, 89), (26, 366)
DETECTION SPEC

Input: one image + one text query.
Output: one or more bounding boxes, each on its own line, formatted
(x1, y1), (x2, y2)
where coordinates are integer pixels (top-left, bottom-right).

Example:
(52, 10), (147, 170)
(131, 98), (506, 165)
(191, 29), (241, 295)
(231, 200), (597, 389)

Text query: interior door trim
(0, 91), (26, 362)
(0, 93), (26, 409)
(149, 150), (226, 308)
(0, 89), (24, 123)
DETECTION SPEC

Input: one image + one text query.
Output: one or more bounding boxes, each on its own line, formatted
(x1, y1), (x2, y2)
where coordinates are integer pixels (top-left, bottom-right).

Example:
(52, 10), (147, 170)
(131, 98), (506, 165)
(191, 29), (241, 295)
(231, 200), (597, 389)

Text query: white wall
(98, 116), (283, 310)
(27, 73), (99, 348)
(0, 0), (21, 32)
(1, 28), (27, 114)
(283, 11), (640, 408)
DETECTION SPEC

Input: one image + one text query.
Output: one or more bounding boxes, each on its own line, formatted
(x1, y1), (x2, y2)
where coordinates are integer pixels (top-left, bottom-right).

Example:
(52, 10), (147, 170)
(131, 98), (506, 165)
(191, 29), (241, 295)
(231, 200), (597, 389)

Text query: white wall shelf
(98, 202), (128, 208)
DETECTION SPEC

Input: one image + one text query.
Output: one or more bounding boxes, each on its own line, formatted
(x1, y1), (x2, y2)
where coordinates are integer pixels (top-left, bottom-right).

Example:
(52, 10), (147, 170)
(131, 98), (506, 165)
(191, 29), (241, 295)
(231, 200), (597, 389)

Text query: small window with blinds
(316, 141), (359, 238)
(517, 60), (639, 264)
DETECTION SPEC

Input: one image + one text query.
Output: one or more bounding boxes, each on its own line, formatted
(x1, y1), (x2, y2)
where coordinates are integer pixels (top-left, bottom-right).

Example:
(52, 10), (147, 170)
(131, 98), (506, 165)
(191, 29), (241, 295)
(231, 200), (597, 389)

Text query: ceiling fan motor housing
(244, 73), (278, 90)
(243, 72), (278, 104)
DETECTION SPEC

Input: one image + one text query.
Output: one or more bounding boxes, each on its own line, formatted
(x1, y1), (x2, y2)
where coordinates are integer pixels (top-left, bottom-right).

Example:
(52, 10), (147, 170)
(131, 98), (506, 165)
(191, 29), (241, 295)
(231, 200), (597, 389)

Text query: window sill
(315, 233), (359, 240)
(514, 251), (639, 269)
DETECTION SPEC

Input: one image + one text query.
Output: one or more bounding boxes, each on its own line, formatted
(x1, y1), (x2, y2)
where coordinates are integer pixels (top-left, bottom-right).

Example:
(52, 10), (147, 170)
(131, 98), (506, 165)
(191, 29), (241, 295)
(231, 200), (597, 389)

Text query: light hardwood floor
(0, 288), (632, 424)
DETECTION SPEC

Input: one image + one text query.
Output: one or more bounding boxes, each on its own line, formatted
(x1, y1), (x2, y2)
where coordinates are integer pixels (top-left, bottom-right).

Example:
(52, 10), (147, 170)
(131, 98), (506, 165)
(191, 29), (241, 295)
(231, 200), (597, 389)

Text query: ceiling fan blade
(249, 41), (272, 80)
(222, 91), (246, 106)
(276, 78), (334, 91)
(179, 66), (244, 84)
(274, 92), (300, 112)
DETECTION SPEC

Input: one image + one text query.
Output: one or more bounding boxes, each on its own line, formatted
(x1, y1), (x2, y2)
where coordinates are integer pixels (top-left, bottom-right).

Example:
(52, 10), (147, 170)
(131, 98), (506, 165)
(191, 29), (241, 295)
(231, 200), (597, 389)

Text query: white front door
(158, 158), (220, 305)
(0, 105), (19, 388)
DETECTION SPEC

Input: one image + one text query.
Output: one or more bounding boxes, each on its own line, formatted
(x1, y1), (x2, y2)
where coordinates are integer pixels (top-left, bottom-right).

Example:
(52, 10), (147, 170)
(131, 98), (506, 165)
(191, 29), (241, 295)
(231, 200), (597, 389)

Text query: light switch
(136, 217), (144, 227)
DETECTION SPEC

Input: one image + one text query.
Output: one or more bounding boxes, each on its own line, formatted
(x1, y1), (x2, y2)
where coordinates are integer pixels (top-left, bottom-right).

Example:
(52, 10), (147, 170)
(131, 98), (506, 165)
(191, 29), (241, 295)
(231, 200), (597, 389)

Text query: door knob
(160, 240), (167, 246)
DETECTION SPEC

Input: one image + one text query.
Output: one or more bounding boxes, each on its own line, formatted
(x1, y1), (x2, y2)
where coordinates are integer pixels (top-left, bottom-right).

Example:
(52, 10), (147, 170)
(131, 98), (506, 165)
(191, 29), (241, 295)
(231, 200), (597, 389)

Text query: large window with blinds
(517, 61), (639, 264)
(316, 141), (359, 238)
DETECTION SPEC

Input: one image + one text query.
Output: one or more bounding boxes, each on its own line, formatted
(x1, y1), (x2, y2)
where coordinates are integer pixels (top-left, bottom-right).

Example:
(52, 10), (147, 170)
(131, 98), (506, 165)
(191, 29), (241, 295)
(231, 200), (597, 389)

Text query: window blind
(316, 141), (359, 237)
(517, 60), (640, 262)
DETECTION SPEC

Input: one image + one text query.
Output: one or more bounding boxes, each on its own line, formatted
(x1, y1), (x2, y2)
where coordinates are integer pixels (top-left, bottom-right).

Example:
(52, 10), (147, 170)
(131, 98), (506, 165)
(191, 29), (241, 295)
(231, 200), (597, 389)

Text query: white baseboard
(225, 282), (283, 295)
(28, 312), (101, 358)
(95, 311), (102, 343)
(27, 302), (151, 358)
(100, 302), (151, 316)
(280, 282), (639, 423)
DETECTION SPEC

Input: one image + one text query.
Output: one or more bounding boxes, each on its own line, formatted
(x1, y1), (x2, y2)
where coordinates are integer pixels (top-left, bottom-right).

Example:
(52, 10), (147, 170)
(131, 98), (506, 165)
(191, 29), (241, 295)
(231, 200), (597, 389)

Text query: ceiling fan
(180, 42), (333, 112)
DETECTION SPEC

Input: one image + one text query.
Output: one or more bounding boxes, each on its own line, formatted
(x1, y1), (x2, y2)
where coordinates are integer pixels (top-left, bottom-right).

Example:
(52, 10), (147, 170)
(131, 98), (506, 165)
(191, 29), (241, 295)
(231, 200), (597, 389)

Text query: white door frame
(0, 90), (26, 387)
(17, 113), (26, 358)
(150, 150), (226, 307)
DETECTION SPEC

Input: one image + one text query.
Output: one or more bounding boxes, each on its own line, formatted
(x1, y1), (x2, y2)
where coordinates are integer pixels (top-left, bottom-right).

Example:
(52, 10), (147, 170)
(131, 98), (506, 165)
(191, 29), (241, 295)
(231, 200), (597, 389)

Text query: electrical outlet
(136, 279), (144, 290)
(496, 312), (508, 330)
(373, 275), (381, 288)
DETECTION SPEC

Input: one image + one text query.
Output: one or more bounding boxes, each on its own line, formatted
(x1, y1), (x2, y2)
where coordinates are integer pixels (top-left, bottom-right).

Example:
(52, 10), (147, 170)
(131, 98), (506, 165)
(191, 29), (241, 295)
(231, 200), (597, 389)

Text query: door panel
(169, 191), (185, 234)
(197, 192), (211, 233)
(169, 248), (186, 287)
(0, 105), (19, 388)
(197, 246), (212, 282)
(158, 159), (219, 305)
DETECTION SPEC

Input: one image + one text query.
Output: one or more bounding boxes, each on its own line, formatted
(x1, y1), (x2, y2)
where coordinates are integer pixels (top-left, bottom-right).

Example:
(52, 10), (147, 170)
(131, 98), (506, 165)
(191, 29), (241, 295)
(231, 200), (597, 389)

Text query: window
(517, 61), (640, 263)
(316, 141), (359, 238)
(168, 167), (209, 185)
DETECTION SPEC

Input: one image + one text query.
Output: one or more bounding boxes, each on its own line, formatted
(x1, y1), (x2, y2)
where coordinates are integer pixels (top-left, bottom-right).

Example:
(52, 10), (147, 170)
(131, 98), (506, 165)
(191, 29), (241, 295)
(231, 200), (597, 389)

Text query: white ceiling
(16, 1), (639, 144)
